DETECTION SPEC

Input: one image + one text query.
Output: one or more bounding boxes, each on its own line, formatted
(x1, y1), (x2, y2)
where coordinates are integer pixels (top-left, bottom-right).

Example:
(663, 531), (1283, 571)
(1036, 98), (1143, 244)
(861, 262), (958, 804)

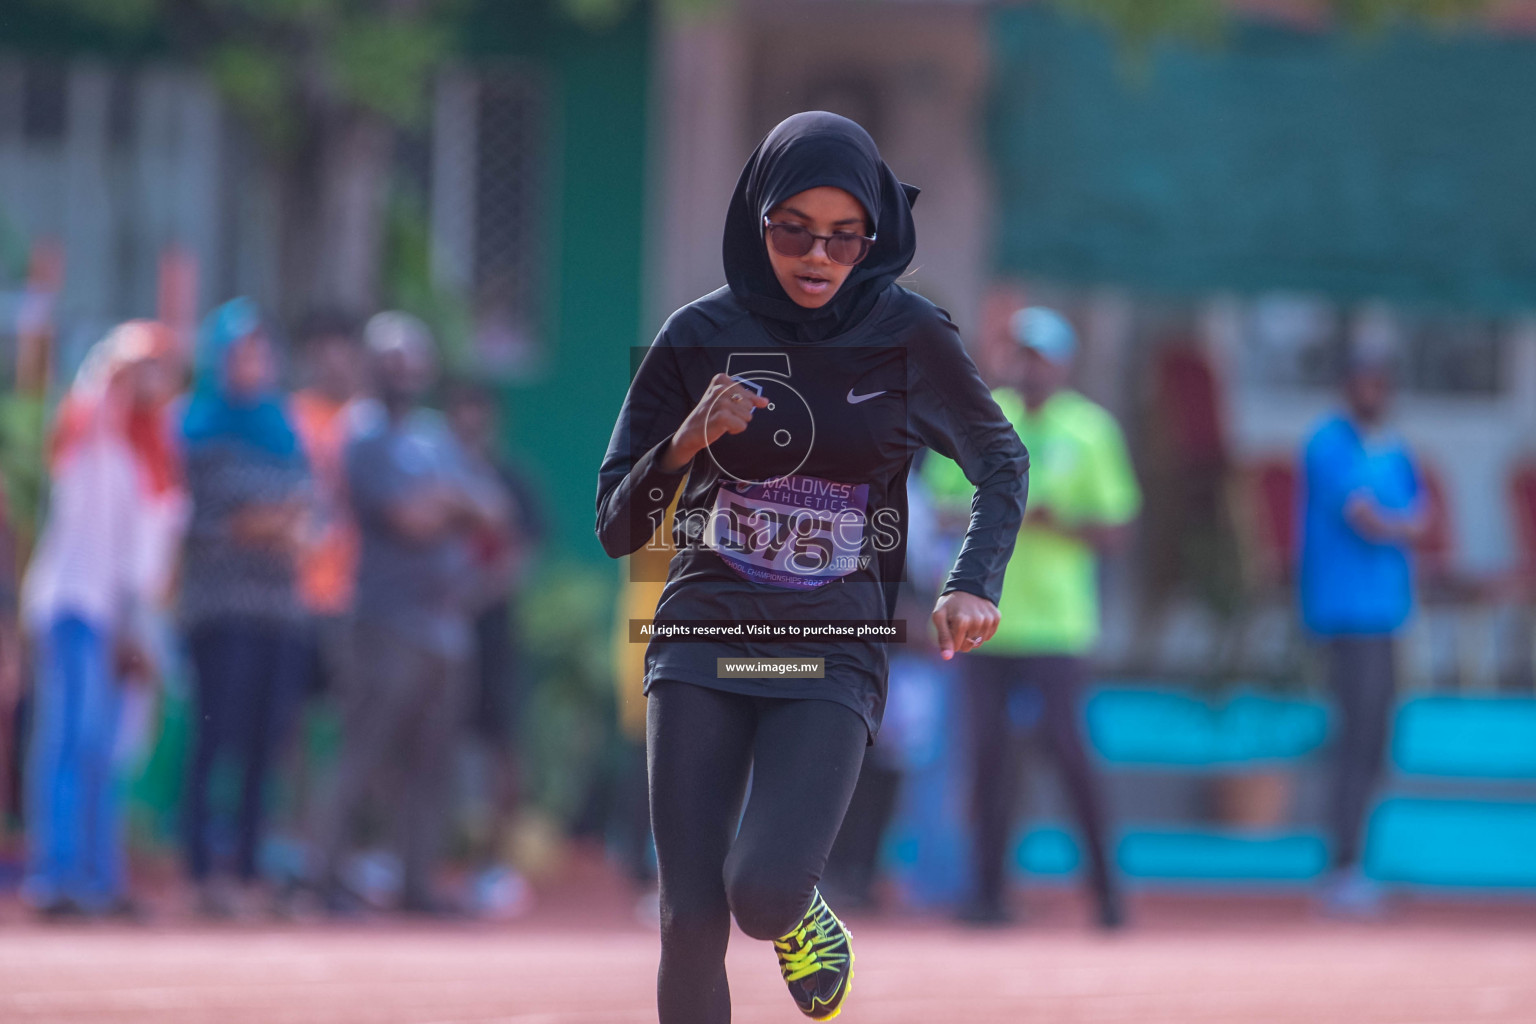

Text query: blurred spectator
(312, 313), (506, 916)
(291, 312), (365, 693)
(821, 587), (923, 912)
(445, 379), (544, 918)
(122, 326), (188, 599)
(610, 495), (677, 922)
(179, 299), (312, 918)
(926, 307), (1140, 929)
(18, 321), (178, 917)
(821, 478), (948, 912)
(1300, 350), (1427, 918)
(119, 326), (190, 785)
(283, 312), (366, 853)
(0, 475), (19, 835)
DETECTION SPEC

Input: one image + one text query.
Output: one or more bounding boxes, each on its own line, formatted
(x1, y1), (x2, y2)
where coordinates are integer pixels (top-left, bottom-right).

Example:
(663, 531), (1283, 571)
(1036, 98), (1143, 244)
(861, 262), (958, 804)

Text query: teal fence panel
(988, 7), (1536, 311)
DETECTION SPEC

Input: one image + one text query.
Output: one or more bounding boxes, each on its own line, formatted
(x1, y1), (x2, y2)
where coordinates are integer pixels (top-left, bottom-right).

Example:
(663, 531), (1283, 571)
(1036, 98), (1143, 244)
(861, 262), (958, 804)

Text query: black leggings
(184, 617), (307, 882)
(1326, 636), (1397, 869)
(964, 654), (1117, 911)
(647, 680), (867, 1024)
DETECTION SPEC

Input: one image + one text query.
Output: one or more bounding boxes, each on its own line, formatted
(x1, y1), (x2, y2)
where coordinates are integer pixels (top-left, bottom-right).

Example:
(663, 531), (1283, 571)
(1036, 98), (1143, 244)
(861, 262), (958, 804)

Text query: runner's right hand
(931, 590), (1001, 661)
(661, 373), (771, 472)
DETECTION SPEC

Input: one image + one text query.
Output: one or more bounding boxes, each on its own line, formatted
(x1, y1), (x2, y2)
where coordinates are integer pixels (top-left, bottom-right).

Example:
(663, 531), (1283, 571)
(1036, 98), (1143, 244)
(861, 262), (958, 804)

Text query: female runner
(597, 111), (1029, 1023)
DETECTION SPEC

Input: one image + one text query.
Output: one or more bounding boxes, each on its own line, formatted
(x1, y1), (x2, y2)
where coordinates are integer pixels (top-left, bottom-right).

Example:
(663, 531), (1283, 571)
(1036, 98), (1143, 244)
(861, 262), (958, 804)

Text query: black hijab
(723, 111), (920, 344)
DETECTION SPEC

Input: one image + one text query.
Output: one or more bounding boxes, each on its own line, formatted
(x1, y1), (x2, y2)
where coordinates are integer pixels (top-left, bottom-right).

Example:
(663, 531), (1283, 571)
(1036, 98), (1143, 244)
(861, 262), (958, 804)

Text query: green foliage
(0, 394), (49, 552)
(560, 0), (635, 31)
(43, 0), (461, 145)
(627, 0), (1496, 41)
(380, 188), (473, 372)
(207, 42), (297, 149)
(518, 565), (621, 823)
(1053, 0), (1493, 42)
(51, 0), (161, 33)
(658, 0), (724, 18)
(1055, 0), (1226, 47)
(551, 0), (1498, 39)
(557, 0), (720, 30)
(332, 17), (452, 125)
(126, 690), (191, 846)
(0, 211), (27, 282)
(212, 0), (334, 19)
(1332, 0), (1492, 30)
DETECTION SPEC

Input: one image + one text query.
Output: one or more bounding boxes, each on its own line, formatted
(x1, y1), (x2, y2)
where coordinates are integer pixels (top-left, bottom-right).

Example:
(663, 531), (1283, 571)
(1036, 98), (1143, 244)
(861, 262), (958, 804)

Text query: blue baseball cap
(1010, 307), (1077, 365)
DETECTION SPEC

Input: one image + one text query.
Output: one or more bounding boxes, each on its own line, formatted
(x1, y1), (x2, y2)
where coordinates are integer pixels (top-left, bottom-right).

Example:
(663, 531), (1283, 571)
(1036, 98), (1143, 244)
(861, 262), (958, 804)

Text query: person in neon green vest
(924, 306), (1140, 928)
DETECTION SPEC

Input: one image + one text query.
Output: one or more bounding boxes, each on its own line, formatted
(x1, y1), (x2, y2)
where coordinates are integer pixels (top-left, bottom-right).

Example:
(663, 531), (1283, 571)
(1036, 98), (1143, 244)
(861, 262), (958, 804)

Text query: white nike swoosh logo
(846, 389), (887, 404)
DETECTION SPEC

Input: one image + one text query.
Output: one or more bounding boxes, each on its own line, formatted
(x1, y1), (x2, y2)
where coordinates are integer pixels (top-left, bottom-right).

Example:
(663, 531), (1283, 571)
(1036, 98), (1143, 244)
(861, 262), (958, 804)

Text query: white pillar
(647, 13), (750, 334)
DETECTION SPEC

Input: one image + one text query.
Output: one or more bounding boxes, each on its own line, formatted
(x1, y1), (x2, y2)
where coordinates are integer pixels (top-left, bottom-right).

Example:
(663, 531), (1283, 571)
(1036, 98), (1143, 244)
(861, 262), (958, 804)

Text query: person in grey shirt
(312, 312), (506, 915)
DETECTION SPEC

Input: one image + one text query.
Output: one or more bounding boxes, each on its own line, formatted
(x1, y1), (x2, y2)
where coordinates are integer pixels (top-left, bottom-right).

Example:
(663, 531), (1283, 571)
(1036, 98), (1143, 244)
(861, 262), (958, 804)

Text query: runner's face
(764, 187), (868, 310)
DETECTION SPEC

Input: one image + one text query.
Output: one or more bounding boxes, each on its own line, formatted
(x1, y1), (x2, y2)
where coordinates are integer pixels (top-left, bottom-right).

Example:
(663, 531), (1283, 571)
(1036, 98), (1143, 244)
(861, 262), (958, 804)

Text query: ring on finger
(969, 635), (984, 644)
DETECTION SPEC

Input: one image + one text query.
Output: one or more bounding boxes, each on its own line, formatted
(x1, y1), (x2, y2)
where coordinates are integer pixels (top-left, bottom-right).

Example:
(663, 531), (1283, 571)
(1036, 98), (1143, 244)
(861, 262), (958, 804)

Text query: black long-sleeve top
(596, 285), (1028, 735)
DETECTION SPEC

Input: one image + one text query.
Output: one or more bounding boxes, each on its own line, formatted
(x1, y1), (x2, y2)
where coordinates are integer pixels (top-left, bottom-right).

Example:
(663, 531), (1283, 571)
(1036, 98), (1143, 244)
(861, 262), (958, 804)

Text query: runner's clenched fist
(661, 373), (771, 472)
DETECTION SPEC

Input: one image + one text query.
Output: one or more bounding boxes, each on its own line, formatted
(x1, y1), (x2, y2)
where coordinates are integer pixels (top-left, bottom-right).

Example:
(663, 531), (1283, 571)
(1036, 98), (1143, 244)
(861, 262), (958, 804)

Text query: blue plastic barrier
(1368, 797), (1536, 888)
(1394, 697), (1536, 779)
(1087, 687), (1330, 768)
(882, 681), (1536, 898)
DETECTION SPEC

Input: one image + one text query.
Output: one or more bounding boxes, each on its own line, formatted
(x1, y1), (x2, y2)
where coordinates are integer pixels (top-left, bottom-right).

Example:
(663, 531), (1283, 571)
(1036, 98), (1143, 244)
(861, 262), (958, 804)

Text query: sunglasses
(762, 217), (876, 267)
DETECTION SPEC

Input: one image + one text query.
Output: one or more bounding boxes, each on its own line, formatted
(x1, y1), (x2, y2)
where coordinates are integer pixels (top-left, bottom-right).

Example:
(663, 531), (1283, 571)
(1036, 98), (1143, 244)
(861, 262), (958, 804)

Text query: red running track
(2, 865), (1535, 1023)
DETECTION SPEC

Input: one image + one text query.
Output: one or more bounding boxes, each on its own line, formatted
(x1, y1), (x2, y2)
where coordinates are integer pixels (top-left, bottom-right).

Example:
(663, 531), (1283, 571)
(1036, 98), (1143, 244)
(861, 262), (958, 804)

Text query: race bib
(706, 474), (871, 589)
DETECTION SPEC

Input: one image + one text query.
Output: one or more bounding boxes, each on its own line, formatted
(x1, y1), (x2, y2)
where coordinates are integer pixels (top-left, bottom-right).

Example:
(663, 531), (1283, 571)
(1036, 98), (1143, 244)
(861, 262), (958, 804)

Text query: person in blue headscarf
(183, 297), (301, 457)
(178, 297), (313, 919)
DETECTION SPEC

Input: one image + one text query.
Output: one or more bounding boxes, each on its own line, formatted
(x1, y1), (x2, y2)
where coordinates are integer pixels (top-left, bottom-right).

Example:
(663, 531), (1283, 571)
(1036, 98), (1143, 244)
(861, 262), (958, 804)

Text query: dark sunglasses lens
(826, 235), (870, 266)
(768, 224), (814, 258)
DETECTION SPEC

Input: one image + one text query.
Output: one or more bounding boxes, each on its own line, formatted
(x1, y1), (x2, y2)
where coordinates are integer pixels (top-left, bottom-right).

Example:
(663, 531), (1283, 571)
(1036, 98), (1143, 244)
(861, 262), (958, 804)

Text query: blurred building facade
(0, 64), (230, 370)
(0, 1), (653, 559)
(645, 0), (1536, 895)
(5, 0), (1536, 896)
(649, 0), (1536, 684)
(5, 2), (1535, 588)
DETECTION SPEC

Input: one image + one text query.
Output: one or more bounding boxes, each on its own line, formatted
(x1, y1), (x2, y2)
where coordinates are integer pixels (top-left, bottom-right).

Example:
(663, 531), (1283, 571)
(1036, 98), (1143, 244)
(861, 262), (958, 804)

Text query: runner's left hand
(931, 591), (1000, 661)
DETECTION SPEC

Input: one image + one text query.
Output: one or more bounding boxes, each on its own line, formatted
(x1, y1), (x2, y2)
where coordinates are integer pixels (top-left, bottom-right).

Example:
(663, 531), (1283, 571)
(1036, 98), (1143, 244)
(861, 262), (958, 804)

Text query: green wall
(466, 2), (653, 565)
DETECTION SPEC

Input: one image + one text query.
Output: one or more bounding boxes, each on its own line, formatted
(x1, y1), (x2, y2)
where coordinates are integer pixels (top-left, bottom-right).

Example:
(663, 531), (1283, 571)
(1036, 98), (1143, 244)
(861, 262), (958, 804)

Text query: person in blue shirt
(1299, 349), (1427, 916)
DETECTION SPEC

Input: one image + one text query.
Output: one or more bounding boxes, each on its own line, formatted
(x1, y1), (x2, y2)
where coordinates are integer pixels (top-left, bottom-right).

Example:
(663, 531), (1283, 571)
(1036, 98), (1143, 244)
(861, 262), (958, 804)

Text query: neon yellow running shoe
(772, 888), (854, 1020)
